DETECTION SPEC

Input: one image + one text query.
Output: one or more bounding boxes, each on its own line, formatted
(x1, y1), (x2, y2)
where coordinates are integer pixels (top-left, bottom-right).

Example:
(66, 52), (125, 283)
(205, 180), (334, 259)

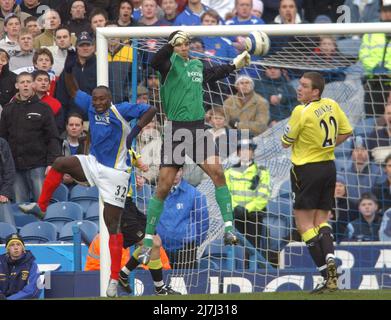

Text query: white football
(245, 31), (270, 56)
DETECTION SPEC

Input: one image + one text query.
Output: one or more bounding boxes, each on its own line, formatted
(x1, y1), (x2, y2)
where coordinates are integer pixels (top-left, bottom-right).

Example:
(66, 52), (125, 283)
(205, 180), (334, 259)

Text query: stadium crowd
(1, 0), (391, 282)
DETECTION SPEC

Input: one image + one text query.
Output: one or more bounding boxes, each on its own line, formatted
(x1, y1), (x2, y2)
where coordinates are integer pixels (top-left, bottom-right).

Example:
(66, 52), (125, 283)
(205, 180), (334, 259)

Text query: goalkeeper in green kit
(137, 30), (251, 264)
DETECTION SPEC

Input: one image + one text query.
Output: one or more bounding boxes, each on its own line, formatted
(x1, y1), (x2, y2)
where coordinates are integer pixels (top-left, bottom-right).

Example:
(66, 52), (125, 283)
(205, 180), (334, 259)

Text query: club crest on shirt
(95, 114), (110, 125)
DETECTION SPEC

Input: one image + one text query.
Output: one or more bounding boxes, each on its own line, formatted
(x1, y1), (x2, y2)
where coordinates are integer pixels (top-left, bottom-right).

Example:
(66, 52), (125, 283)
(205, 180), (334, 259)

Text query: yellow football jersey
(281, 98), (353, 165)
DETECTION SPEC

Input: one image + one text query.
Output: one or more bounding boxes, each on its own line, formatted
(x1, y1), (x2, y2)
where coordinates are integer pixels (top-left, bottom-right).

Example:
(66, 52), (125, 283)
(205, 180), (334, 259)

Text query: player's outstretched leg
(200, 158), (238, 245)
(19, 156), (86, 219)
(140, 167), (179, 264)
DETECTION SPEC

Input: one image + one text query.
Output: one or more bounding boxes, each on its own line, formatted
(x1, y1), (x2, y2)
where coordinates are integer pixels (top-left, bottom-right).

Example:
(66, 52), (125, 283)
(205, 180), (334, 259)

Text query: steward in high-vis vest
(359, 1), (391, 116)
(224, 139), (271, 249)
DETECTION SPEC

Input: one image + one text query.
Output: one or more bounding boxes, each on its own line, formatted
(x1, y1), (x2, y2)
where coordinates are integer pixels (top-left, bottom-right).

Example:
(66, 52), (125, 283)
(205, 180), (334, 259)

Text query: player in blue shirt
(20, 50), (156, 297)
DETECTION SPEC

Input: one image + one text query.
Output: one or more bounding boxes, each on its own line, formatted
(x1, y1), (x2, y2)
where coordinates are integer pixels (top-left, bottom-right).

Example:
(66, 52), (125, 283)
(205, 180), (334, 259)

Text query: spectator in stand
(254, 65), (297, 124)
(0, 48), (16, 108)
(340, 136), (383, 206)
(84, 0), (119, 20)
(61, 112), (88, 187)
(161, 0), (177, 24)
(367, 103), (391, 159)
(225, 0), (264, 52)
(344, 0), (380, 23)
(359, 1), (391, 117)
(0, 137), (15, 204)
(138, 0), (171, 26)
(9, 27), (33, 73)
(223, 75), (269, 136)
(131, 0), (142, 21)
(137, 117), (161, 185)
(302, 0), (344, 23)
(0, 0), (31, 36)
(156, 168), (209, 269)
(66, 0), (92, 36)
(89, 8), (108, 34)
(344, 192), (382, 241)
(32, 48), (57, 96)
(33, 9), (62, 48)
(55, 31), (97, 121)
(107, 21), (133, 103)
(23, 16), (41, 38)
(273, 0), (301, 23)
(373, 154), (391, 212)
(0, 14), (21, 57)
(251, 0), (263, 18)
(46, 26), (73, 77)
(20, 0), (49, 18)
(225, 138), (270, 249)
(0, 72), (60, 203)
(174, 0), (210, 26)
(200, 9), (236, 59)
(32, 70), (64, 131)
(117, 0), (138, 27)
(201, 0), (234, 21)
(0, 234), (42, 300)
(331, 174), (358, 243)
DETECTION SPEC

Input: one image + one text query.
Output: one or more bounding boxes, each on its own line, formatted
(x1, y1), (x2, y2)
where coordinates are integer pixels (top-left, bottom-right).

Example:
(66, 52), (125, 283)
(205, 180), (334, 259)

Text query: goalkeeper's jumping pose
(281, 72), (353, 293)
(138, 30), (251, 264)
(19, 50), (156, 297)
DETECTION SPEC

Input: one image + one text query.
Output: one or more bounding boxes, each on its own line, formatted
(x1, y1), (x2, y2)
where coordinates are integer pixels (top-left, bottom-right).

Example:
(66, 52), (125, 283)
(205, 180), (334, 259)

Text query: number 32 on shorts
(115, 185), (127, 198)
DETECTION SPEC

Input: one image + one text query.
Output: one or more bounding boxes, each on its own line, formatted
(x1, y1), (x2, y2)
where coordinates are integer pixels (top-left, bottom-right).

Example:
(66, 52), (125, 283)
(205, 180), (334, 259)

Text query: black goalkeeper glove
(249, 175), (260, 190)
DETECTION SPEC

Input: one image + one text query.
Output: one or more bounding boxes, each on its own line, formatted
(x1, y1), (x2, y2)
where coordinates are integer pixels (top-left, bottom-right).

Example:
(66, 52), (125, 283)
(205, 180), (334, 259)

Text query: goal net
(96, 24), (391, 295)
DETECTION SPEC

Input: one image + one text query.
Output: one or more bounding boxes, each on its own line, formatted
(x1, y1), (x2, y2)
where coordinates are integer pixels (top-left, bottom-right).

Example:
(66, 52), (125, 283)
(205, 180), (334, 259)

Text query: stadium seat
(85, 201), (99, 225)
(0, 222), (17, 243)
(11, 203), (39, 230)
(0, 203), (16, 226)
(20, 221), (58, 243)
(278, 180), (291, 199)
(70, 185), (99, 201)
(44, 202), (84, 231)
(59, 220), (98, 245)
(70, 186), (99, 215)
(50, 183), (69, 204)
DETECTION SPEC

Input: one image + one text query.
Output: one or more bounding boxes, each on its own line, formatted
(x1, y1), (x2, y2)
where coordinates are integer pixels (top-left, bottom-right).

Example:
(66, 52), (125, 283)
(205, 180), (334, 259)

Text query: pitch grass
(72, 290), (391, 300)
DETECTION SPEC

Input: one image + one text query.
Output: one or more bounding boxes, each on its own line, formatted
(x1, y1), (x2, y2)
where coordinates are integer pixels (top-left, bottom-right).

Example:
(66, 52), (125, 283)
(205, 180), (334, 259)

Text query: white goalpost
(96, 23), (391, 297)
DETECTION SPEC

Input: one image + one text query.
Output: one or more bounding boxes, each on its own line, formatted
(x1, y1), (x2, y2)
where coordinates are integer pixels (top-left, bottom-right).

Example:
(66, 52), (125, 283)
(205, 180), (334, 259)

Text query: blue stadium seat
(0, 222), (17, 243)
(44, 202), (84, 231)
(278, 180), (291, 199)
(85, 201), (99, 225)
(0, 203), (16, 225)
(20, 221), (58, 243)
(202, 238), (246, 270)
(59, 220), (98, 245)
(11, 203), (39, 230)
(50, 183), (69, 204)
(70, 185), (99, 201)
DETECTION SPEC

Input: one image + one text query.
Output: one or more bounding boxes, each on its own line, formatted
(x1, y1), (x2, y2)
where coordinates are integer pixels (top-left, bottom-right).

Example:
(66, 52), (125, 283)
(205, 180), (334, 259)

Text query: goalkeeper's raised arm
(151, 30), (251, 87)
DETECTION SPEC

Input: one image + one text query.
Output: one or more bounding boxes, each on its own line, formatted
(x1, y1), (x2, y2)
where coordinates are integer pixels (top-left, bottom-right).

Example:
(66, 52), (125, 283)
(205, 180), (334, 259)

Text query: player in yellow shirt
(281, 72), (353, 294)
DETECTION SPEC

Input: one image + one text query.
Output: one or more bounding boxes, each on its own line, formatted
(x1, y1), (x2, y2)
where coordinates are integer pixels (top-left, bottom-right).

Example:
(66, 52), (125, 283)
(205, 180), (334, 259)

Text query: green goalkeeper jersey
(159, 53), (205, 122)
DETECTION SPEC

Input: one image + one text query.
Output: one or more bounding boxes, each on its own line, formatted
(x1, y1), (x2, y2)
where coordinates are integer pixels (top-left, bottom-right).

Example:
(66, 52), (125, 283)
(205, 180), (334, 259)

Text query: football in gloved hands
(168, 30), (190, 47)
(244, 31), (270, 56)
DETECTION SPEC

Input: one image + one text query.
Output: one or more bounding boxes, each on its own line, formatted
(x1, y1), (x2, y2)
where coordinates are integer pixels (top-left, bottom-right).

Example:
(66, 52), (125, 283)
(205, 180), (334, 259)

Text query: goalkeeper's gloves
(232, 51), (251, 70)
(126, 124), (142, 150)
(64, 48), (77, 74)
(249, 175), (260, 190)
(168, 30), (190, 47)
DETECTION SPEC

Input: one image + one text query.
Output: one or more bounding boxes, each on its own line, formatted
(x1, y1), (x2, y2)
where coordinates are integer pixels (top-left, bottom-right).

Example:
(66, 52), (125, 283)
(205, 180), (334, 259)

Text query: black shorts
(120, 197), (147, 249)
(290, 160), (336, 211)
(161, 120), (218, 167)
